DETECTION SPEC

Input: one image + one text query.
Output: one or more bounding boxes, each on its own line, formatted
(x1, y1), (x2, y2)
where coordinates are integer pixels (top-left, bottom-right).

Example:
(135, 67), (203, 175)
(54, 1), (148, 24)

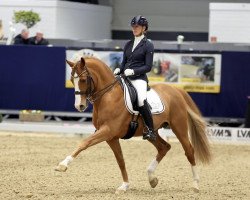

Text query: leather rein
(71, 65), (118, 104)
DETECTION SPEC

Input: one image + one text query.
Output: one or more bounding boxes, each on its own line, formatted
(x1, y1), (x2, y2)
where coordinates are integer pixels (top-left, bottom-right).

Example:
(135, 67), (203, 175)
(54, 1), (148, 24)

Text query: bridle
(71, 66), (94, 96)
(71, 64), (118, 104)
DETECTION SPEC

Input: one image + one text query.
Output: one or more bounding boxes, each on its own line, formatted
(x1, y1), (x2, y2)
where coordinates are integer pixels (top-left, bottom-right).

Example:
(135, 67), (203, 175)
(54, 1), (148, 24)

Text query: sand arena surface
(0, 131), (249, 200)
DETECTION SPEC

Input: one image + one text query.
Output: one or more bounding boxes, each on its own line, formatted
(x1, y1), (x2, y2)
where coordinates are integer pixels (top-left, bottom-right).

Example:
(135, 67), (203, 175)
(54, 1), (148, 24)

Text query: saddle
(117, 75), (165, 115)
(121, 76), (139, 111)
(116, 75), (165, 140)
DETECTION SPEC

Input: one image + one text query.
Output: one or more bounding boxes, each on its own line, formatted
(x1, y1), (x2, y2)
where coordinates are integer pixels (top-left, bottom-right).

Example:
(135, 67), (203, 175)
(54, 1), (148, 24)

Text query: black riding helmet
(130, 15), (148, 31)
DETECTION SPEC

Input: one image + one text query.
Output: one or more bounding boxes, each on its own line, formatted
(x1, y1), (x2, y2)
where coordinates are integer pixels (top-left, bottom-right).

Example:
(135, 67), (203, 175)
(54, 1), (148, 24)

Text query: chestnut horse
(55, 57), (211, 193)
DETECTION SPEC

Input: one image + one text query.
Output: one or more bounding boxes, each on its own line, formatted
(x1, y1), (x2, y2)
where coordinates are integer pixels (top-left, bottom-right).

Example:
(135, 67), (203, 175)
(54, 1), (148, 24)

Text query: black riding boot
(138, 100), (156, 141)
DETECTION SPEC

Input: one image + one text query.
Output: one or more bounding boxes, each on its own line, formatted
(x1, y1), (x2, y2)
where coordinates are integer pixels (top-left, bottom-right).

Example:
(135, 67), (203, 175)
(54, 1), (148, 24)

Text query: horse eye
(80, 79), (86, 83)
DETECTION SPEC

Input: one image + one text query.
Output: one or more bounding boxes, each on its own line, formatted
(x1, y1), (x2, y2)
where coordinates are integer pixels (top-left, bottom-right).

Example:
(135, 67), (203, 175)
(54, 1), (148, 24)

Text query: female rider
(113, 15), (156, 141)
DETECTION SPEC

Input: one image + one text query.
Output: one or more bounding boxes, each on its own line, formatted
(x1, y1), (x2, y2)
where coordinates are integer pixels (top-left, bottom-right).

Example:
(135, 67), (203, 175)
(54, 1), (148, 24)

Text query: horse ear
(80, 57), (86, 69)
(66, 60), (74, 68)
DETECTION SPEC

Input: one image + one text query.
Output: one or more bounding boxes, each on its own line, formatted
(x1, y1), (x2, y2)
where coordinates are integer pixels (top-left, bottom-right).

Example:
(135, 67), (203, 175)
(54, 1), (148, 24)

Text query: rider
(113, 15), (156, 141)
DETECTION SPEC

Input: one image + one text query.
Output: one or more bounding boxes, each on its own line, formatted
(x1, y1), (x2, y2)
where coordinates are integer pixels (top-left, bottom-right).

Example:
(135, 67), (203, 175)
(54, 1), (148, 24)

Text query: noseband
(71, 64), (118, 103)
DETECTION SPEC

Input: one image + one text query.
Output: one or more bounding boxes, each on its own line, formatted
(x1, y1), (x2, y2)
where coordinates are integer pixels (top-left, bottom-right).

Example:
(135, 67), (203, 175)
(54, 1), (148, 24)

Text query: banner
(159, 127), (250, 144)
(66, 49), (221, 93)
(151, 53), (221, 93)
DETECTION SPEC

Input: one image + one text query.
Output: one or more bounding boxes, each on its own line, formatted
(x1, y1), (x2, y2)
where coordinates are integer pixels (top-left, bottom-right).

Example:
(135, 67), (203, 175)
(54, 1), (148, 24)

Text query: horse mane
(85, 56), (113, 73)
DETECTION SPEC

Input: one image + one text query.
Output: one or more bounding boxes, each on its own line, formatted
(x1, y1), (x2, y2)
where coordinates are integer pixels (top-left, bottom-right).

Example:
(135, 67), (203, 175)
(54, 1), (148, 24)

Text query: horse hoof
(115, 182), (129, 194)
(149, 177), (158, 188)
(192, 181), (199, 193)
(55, 164), (67, 172)
(192, 187), (199, 193)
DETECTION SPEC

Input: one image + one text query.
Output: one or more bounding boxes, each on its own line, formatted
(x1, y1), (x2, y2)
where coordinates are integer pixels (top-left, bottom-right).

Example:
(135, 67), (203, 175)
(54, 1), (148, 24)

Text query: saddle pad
(121, 78), (165, 115)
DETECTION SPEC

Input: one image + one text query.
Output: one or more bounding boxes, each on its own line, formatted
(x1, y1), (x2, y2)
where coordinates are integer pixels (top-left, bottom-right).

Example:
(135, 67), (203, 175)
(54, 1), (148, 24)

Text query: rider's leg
(138, 100), (156, 141)
(130, 79), (156, 141)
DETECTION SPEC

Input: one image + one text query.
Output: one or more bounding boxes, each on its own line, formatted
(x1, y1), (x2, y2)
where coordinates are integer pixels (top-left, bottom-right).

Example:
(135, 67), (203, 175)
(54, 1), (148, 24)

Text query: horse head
(67, 57), (94, 112)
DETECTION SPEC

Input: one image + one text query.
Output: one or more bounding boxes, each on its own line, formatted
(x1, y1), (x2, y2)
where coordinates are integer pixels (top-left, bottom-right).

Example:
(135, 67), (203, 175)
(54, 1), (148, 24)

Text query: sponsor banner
(66, 49), (221, 93)
(159, 127), (250, 144)
(151, 53), (221, 93)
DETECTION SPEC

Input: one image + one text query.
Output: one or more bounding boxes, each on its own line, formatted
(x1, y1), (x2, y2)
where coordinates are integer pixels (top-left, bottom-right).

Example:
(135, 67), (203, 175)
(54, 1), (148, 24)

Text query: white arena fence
(159, 127), (250, 144)
(0, 120), (249, 144)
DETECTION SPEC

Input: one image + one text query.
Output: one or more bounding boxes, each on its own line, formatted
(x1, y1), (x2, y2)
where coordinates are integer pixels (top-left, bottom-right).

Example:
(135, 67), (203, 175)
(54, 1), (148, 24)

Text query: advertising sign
(66, 50), (221, 93)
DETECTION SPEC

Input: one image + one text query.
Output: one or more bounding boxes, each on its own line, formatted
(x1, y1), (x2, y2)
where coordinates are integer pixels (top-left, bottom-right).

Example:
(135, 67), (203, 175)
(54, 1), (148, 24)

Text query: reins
(71, 64), (118, 104)
(87, 79), (118, 103)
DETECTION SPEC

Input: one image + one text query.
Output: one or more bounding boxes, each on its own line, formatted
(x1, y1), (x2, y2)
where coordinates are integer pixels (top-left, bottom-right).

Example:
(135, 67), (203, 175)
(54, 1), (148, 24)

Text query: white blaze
(74, 77), (81, 109)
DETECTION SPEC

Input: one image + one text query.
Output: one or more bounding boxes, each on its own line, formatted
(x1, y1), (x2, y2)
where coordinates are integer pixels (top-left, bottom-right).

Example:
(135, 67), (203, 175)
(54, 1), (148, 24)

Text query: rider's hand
(124, 69), (134, 76)
(113, 68), (121, 75)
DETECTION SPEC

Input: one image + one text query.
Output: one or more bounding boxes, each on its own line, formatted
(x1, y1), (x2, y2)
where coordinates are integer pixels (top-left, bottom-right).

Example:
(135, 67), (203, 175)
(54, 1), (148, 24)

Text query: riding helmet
(130, 15), (148, 31)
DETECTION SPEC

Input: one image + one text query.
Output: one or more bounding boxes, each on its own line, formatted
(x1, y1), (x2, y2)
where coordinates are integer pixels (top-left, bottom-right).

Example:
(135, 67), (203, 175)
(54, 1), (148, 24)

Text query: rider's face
(131, 25), (145, 37)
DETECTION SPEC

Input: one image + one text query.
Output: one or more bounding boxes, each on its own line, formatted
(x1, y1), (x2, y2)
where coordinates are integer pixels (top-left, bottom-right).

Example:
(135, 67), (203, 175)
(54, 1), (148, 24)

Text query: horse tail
(187, 108), (212, 164)
(177, 88), (212, 164)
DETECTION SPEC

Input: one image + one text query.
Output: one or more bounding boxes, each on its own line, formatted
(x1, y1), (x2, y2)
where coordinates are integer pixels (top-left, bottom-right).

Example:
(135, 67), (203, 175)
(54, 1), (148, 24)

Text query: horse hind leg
(170, 121), (200, 193)
(181, 138), (200, 193)
(147, 132), (171, 188)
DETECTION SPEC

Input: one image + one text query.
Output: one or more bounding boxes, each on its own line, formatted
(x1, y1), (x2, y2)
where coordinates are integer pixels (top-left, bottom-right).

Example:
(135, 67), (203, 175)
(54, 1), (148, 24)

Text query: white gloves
(124, 69), (134, 76)
(113, 68), (120, 75)
(114, 68), (134, 76)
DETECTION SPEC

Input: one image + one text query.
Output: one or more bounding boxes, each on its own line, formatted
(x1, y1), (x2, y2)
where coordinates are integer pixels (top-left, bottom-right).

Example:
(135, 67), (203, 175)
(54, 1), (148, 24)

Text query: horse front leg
(106, 139), (129, 194)
(55, 125), (111, 172)
(147, 133), (171, 188)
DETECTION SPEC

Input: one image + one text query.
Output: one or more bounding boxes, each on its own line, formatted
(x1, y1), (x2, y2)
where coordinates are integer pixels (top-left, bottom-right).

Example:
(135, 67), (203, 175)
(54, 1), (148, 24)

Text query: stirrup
(143, 129), (156, 141)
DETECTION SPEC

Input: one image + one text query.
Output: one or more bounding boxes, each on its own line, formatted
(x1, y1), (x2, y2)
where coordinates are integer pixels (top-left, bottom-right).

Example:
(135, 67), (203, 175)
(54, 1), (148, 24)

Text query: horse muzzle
(75, 104), (86, 112)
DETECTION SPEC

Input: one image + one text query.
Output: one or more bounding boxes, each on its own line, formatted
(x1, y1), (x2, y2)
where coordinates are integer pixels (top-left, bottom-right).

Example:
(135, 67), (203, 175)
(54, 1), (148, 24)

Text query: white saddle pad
(121, 78), (165, 115)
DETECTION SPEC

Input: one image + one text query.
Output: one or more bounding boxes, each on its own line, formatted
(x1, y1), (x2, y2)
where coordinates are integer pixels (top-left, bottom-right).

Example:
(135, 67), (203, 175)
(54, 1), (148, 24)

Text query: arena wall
(0, 45), (250, 119)
(209, 3), (250, 43)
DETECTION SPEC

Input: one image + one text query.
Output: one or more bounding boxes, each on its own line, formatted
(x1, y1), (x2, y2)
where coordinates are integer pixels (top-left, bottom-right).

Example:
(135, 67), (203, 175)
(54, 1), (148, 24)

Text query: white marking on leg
(59, 155), (73, 167)
(191, 165), (200, 192)
(147, 158), (158, 181)
(191, 165), (199, 182)
(116, 182), (129, 192)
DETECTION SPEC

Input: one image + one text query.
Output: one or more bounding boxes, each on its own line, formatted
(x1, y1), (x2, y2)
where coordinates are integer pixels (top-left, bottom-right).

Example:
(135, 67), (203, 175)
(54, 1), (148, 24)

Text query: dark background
(0, 45), (249, 118)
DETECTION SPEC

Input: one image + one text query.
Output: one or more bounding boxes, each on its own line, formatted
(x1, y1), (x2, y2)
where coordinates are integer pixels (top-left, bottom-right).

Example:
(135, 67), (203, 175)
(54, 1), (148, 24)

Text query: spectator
(29, 31), (49, 45)
(14, 29), (29, 45)
(0, 20), (4, 40)
(6, 22), (16, 45)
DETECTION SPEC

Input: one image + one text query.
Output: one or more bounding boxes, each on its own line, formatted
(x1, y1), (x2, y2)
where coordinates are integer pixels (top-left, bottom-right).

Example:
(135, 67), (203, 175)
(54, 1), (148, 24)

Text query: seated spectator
(0, 20), (4, 40)
(29, 31), (49, 45)
(14, 29), (29, 45)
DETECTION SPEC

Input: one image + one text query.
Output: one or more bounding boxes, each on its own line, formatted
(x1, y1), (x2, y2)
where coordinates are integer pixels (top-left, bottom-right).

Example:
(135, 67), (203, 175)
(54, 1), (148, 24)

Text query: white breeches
(129, 79), (147, 107)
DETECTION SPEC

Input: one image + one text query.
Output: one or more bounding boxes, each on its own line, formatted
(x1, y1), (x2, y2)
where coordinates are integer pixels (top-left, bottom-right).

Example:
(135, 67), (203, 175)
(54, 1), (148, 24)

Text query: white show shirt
(132, 34), (144, 52)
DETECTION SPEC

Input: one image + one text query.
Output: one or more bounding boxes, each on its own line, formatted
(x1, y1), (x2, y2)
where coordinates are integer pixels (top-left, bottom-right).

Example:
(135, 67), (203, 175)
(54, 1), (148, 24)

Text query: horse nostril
(80, 105), (85, 111)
